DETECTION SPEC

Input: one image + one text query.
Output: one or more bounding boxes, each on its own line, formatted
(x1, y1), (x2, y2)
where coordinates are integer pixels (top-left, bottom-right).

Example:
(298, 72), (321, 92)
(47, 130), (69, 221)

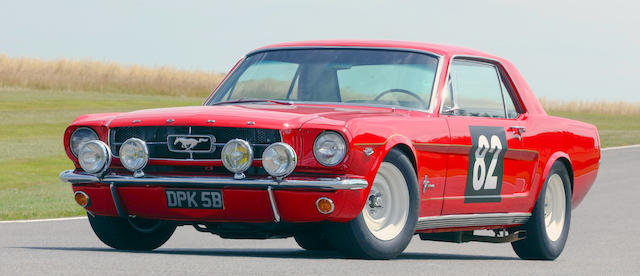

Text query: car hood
(106, 104), (395, 129)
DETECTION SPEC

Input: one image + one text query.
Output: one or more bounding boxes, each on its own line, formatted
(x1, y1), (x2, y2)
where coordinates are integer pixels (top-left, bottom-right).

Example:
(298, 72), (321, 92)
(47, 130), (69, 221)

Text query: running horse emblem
(174, 137), (209, 151)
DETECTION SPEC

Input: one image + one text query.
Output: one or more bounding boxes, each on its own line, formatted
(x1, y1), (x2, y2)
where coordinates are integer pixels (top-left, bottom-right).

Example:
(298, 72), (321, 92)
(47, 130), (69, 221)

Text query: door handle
(509, 126), (526, 140)
(509, 126), (526, 134)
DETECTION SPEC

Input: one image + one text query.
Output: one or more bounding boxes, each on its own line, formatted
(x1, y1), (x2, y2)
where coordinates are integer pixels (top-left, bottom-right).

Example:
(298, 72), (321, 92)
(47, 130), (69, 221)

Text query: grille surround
(109, 126), (281, 161)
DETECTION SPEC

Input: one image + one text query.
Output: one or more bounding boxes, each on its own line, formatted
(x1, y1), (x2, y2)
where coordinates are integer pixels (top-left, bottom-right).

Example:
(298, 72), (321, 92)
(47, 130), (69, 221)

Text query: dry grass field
(539, 97), (640, 115)
(0, 53), (225, 97)
(0, 54), (638, 220)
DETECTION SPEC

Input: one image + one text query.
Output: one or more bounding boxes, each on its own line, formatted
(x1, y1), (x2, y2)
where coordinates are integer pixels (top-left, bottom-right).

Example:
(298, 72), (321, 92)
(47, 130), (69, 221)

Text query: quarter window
(501, 80), (519, 119)
(446, 59), (518, 118)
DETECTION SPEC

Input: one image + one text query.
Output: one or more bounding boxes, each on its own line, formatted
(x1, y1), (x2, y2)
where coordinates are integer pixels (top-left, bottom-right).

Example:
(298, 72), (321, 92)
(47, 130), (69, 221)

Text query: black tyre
(294, 226), (334, 251)
(326, 149), (419, 259)
(87, 213), (176, 251)
(511, 162), (572, 260)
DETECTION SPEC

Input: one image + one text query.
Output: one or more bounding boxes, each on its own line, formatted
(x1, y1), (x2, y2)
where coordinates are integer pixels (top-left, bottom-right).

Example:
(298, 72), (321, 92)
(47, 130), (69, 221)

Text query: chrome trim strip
(136, 157), (264, 162)
(267, 186), (281, 222)
(60, 170), (368, 190)
(113, 142), (274, 147)
(246, 45), (443, 60)
(112, 141), (168, 145)
(415, 213), (531, 230)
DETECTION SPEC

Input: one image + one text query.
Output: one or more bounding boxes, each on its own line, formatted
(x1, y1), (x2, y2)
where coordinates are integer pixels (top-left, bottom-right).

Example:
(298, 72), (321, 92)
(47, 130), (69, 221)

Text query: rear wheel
(88, 213), (176, 251)
(326, 149), (419, 259)
(511, 162), (572, 260)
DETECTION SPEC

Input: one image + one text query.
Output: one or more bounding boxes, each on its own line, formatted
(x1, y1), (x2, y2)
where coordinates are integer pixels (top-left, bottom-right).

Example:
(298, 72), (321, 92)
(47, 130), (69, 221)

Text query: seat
(297, 64), (341, 102)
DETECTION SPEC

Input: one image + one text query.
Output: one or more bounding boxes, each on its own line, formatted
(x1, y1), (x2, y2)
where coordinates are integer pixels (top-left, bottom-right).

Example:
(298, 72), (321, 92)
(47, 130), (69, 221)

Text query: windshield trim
(205, 46), (443, 113)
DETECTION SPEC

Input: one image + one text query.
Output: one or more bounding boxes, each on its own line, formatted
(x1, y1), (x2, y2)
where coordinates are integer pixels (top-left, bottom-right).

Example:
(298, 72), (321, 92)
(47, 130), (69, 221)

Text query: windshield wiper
(209, 98), (293, 106)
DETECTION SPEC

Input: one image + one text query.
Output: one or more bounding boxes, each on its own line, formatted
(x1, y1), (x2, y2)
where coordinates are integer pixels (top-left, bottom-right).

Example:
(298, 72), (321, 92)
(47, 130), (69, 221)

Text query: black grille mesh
(110, 126), (280, 160)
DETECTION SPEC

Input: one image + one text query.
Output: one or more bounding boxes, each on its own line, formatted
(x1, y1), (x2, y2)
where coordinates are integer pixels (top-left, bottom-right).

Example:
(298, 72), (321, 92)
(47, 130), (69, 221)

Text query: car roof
(250, 40), (546, 116)
(254, 40), (499, 59)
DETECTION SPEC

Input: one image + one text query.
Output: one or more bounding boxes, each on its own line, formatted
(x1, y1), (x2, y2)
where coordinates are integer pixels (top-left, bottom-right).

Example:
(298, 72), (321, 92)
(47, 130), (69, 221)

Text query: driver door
(440, 58), (536, 215)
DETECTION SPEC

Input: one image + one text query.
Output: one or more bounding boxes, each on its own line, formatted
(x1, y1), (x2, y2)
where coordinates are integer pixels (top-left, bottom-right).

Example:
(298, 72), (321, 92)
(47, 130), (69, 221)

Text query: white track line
(601, 144), (640, 151)
(2, 144), (639, 224)
(0, 216), (86, 224)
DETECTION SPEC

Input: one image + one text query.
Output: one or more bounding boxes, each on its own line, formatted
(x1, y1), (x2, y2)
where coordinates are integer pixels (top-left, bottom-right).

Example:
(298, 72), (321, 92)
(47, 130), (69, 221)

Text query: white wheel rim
(362, 162), (410, 241)
(544, 174), (566, 242)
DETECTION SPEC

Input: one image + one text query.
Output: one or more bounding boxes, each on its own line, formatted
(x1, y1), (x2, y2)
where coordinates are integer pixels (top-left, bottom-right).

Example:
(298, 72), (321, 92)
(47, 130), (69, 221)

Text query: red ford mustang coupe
(60, 40), (600, 260)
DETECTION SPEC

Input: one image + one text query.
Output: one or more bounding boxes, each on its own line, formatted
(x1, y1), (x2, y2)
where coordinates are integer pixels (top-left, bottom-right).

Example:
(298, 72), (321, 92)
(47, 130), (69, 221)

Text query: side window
(447, 59), (514, 118)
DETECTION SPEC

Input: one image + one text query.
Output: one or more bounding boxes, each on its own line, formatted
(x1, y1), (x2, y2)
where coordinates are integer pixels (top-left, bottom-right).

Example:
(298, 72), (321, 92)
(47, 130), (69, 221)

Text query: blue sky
(2, 0), (638, 102)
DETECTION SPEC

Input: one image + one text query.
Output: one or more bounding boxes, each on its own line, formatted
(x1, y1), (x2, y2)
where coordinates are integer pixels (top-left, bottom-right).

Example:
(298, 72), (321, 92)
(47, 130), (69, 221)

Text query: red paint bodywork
(64, 40), (600, 232)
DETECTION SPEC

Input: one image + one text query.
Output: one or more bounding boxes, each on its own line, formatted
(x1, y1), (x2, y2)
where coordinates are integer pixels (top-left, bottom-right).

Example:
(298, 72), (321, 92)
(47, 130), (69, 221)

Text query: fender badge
(364, 147), (374, 156)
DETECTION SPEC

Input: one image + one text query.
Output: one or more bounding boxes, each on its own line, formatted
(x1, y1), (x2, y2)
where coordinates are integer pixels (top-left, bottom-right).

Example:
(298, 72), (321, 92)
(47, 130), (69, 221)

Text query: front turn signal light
(74, 191), (90, 208)
(316, 197), (335, 214)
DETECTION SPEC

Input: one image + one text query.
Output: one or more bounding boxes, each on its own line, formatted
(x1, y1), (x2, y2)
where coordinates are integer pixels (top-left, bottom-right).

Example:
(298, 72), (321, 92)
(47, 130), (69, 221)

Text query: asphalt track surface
(1, 147), (638, 275)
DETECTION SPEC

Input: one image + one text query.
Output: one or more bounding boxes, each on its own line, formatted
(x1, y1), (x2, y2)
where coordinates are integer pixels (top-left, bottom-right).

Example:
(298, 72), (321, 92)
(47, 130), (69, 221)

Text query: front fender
(357, 134), (417, 189)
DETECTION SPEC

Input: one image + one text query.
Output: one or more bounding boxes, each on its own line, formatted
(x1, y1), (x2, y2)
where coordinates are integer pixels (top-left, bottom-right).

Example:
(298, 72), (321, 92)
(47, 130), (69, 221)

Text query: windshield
(206, 49), (439, 110)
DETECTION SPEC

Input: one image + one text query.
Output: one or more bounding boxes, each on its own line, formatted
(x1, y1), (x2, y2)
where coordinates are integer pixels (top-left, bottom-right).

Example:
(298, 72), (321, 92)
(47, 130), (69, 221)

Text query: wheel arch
(362, 135), (419, 183)
(389, 143), (418, 175)
(538, 152), (574, 201)
(555, 157), (574, 193)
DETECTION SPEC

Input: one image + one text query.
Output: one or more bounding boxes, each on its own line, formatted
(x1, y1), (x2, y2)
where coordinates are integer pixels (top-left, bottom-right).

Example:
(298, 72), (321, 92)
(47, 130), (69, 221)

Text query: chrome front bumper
(59, 170), (369, 190)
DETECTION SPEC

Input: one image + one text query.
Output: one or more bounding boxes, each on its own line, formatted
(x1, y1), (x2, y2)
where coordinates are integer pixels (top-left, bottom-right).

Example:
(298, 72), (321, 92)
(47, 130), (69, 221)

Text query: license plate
(165, 189), (223, 209)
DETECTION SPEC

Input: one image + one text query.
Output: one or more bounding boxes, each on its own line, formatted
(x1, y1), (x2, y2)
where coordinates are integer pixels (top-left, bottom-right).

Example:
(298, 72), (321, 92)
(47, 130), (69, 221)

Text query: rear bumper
(60, 170), (369, 223)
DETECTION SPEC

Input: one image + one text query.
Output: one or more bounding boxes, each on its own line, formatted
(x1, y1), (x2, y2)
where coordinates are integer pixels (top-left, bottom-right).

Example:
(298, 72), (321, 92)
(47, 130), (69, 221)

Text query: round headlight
(262, 142), (297, 178)
(221, 139), (253, 174)
(70, 127), (99, 157)
(313, 131), (347, 166)
(119, 138), (149, 174)
(78, 140), (111, 174)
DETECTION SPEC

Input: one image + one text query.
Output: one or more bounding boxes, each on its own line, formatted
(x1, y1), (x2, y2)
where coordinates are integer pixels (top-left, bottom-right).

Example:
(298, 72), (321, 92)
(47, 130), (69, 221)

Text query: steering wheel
(373, 89), (428, 108)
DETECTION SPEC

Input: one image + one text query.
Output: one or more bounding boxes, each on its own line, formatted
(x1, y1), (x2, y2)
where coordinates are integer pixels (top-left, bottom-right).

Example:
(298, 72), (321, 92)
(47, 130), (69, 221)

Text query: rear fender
(532, 151), (572, 211)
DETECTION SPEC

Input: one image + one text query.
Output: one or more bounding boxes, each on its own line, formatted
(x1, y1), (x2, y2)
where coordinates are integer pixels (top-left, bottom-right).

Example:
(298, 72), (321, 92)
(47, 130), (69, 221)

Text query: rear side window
(446, 59), (518, 118)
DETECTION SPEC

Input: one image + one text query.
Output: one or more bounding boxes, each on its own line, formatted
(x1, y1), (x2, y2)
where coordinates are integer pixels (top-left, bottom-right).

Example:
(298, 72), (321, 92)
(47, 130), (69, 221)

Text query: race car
(60, 40), (600, 260)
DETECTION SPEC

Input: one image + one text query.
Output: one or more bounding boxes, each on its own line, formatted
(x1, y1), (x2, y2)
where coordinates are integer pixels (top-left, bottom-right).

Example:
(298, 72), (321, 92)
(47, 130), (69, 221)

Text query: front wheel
(294, 226), (334, 251)
(88, 213), (176, 251)
(326, 149), (419, 259)
(511, 162), (572, 260)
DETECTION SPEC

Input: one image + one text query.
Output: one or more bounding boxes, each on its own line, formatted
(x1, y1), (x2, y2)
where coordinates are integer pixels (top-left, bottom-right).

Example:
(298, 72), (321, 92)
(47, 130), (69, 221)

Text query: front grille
(109, 126), (281, 160)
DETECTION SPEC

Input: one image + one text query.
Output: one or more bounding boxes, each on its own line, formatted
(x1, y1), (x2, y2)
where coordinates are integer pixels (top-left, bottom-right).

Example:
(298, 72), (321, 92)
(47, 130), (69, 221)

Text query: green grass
(548, 111), (640, 148)
(0, 87), (201, 220)
(0, 87), (638, 220)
